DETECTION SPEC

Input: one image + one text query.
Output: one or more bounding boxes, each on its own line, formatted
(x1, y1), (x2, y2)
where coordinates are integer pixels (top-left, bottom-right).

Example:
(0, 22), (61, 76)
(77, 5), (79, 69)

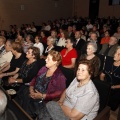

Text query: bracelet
(15, 80), (18, 83)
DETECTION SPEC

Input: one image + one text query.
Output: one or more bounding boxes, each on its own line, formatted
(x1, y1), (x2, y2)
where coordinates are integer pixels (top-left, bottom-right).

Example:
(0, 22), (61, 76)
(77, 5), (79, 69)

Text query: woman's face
(45, 54), (57, 68)
(114, 48), (120, 61)
(51, 31), (56, 38)
(26, 49), (34, 59)
(86, 45), (94, 55)
(104, 31), (110, 37)
(65, 39), (73, 48)
(61, 32), (65, 38)
(26, 36), (30, 42)
(35, 36), (39, 43)
(5, 41), (12, 52)
(47, 39), (52, 46)
(76, 64), (90, 81)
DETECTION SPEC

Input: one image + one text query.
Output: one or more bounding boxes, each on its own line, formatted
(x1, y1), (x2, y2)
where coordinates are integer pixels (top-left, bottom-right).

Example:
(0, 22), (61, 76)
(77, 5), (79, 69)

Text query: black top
(19, 60), (40, 83)
(8, 53), (26, 72)
(103, 58), (120, 85)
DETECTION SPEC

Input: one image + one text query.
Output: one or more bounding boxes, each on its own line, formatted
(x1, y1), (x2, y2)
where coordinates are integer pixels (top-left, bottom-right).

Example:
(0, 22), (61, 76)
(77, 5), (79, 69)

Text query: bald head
(0, 90), (7, 116)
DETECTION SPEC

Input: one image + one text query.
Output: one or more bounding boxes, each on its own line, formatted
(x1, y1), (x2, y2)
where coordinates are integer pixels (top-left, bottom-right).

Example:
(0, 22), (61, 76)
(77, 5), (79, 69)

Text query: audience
(60, 37), (77, 69)
(100, 46), (120, 111)
(1, 16), (120, 119)
(99, 36), (118, 57)
(46, 60), (99, 120)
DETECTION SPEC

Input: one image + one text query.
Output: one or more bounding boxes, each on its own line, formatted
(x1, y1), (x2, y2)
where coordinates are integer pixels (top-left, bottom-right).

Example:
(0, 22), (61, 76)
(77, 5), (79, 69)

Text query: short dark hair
(67, 37), (76, 48)
(28, 46), (40, 59)
(77, 60), (94, 77)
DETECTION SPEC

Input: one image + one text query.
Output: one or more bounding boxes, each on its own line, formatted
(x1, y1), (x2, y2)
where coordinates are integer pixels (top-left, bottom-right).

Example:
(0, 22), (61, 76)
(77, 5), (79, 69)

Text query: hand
(58, 100), (63, 106)
(8, 77), (16, 84)
(30, 89), (42, 99)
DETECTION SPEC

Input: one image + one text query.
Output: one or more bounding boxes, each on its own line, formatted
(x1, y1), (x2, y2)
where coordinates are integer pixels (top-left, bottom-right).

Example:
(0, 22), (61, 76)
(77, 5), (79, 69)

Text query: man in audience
(67, 25), (75, 38)
(74, 31), (85, 56)
(0, 90), (17, 120)
(0, 36), (6, 56)
(99, 36), (118, 57)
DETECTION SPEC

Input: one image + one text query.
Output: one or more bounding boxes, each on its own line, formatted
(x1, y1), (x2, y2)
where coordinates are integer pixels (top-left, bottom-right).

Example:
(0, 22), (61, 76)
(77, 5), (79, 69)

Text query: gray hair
(47, 36), (55, 45)
(111, 36), (118, 43)
(87, 42), (97, 53)
(0, 90), (7, 116)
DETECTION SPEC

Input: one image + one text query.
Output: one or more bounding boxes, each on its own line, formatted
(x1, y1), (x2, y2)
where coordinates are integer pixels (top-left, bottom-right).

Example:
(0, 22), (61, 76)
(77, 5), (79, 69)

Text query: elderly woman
(18, 50), (66, 119)
(46, 60), (99, 120)
(8, 46), (40, 85)
(23, 34), (34, 53)
(41, 36), (55, 59)
(79, 42), (100, 78)
(60, 37), (77, 69)
(0, 42), (25, 81)
(100, 46), (120, 111)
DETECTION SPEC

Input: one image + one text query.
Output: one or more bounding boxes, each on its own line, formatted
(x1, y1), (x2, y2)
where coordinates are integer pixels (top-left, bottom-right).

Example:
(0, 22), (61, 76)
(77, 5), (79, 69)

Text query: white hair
(87, 42), (97, 53)
(0, 90), (7, 116)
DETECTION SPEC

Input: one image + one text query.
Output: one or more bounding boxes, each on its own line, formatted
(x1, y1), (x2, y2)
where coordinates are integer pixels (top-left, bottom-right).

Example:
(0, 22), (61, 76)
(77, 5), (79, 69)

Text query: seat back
(92, 79), (111, 113)
(60, 66), (75, 88)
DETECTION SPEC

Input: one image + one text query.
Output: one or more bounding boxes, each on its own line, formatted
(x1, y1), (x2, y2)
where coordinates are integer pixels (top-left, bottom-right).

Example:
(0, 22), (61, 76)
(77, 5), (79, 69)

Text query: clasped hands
(29, 89), (43, 99)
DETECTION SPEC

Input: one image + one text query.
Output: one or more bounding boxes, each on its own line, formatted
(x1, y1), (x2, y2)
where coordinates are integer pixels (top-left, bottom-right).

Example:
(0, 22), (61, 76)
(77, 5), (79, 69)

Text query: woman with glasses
(60, 37), (77, 69)
(100, 46), (120, 111)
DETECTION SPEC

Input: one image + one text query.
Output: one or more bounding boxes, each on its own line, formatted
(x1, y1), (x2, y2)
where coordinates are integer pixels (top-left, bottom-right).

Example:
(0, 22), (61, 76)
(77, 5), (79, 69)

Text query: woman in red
(100, 30), (110, 44)
(60, 37), (77, 69)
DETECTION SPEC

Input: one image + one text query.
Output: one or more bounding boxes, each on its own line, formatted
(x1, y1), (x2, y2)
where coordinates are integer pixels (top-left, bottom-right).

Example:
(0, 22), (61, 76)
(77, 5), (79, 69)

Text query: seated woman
(79, 42), (100, 78)
(0, 42), (26, 82)
(100, 30), (110, 44)
(100, 46), (120, 111)
(0, 39), (13, 71)
(46, 60), (99, 120)
(17, 50), (66, 119)
(33, 35), (44, 56)
(22, 34), (34, 53)
(41, 36), (55, 59)
(57, 30), (67, 47)
(60, 37), (77, 69)
(8, 46), (40, 85)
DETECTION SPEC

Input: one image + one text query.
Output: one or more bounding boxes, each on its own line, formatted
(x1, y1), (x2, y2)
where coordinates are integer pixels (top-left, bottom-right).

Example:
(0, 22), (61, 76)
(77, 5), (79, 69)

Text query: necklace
(110, 64), (120, 74)
(45, 46), (54, 53)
